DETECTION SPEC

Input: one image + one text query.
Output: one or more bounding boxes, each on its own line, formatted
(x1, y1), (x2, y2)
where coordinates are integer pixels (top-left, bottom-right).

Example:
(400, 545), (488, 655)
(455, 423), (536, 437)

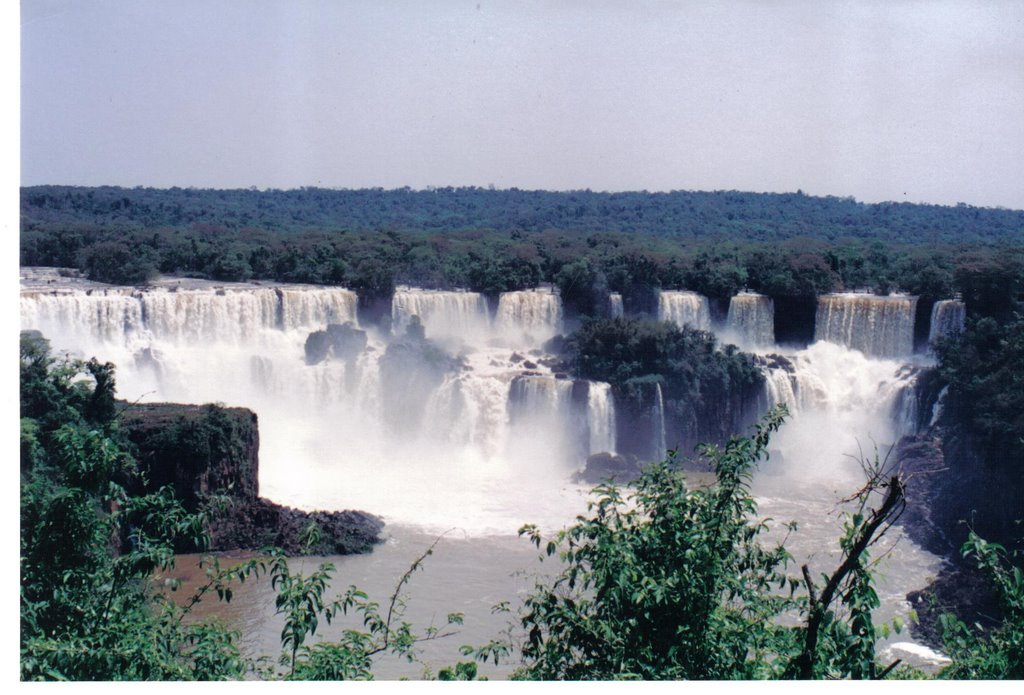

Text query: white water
(608, 292), (624, 318)
(494, 288), (563, 345)
(391, 286), (490, 343)
(815, 293), (918, 359)
(723, 291), (775, 349)
(758, 341), (922, 488)
(657, 290), (711, 331)
(587, 381), (617, 455)
(653, 382), (667, 459)
(928, 299), (966, 347)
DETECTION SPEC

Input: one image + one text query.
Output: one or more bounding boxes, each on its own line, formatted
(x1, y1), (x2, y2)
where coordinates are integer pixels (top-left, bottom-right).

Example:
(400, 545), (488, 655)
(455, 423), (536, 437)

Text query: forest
(20, 186), (1024, 324)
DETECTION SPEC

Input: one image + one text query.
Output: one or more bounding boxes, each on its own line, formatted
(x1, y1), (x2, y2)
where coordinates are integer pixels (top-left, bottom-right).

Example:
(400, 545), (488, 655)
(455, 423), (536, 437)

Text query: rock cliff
(120, 402), (383, 555)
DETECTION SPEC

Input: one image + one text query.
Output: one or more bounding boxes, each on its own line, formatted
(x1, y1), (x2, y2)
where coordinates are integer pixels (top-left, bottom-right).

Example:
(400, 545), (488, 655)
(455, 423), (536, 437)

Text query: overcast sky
(19, 0), (1024, 209)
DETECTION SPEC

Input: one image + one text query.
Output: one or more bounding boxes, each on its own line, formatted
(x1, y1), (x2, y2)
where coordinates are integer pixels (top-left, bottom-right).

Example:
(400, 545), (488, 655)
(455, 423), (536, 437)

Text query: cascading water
(586, 381), (617, 455)
(928, 299), (966, 347)
(758, 342), (923, 484)
(507, 375), (579, 466)
(391, 287), (490, 342)
(608, 293), (624, 319)
(652, 382), (667, 459)
(19, 272), (604, 535)
(814, 293), (918, 359)
(657, 290), (711, 331)
(724, 292), (775, 349)
(752, 340), (940, 665)
(494, 288), (563, 345)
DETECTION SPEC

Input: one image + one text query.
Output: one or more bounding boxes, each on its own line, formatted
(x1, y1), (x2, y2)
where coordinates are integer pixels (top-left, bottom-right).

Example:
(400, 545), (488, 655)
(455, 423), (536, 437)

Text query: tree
(20, 331), (246, 680)
(511, 408), (916, 680)
(937, 533), (1024, 679)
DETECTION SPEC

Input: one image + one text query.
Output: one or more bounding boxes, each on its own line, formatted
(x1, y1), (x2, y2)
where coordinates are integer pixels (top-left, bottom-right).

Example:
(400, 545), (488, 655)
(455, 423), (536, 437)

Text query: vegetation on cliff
(567, 317), (764, 454)
(935, 314), (1024, 460)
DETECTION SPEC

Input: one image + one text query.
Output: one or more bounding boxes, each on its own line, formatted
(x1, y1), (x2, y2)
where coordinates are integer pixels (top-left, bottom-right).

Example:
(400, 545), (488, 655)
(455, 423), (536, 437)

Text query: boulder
(305, 322), (368, 365)
(579, 452), (643, 485)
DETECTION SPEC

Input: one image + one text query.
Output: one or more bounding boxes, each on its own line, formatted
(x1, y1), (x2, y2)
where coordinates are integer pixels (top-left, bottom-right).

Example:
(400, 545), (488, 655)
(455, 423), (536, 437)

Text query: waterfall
(23, 269), (941, 647)
(757, 342), (922, 485)
(508, 375), (574, 422)
(507, 374), (583, 472)
(20, 288), (144, 346)
(890, 366), (921, 438)
(495, 288), (563, 344)
(21, 275), (598, 534)
(391, 287), (490, 341)
(929, 385), (950, 427)
(725, 292), (775, 348)
(657, 290), (711, 331)
(586, 381), (617, 455)
(814, 293), (918, 359)
(279, 287), (359, 331)
(652, 382), (667, 459)
(608, 293), (624, 318)
(928, 299), (966, 346)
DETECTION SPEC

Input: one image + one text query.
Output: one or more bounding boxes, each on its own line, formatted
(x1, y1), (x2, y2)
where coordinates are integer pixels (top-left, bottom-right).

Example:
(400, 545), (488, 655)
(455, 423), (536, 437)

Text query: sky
(17, 0), (1024, 209)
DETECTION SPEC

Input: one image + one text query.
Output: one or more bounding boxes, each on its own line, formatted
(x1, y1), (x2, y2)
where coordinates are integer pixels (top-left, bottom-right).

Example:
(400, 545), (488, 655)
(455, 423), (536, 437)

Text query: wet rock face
(327, 322), (369, 359)
(379, 337), (463, 434)
(898, 426), (1024, 559)
(753, 353), (796, 373)
(305, 330), (331, 364)
(121, 402), (261, 508)
(898, 425), (1023, 649)
(907, 564), (1001, 652)
(305, 322), (368, 365)
(121, 402), (383, 555)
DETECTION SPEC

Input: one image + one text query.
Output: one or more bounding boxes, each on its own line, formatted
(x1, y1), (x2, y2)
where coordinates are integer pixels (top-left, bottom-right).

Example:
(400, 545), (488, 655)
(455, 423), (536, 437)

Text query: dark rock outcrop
(898, 415), (1023, 649)
(898, 427), (1023, 560)
(121, 402), (382, 555)
(906, 563), (1002, 651)
(305, 321), (367, 365)
(579, 452), (643, 485)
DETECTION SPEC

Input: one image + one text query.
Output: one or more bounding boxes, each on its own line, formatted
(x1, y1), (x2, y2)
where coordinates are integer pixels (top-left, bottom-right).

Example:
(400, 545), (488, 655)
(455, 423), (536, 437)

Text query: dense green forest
(20, 186), (1024, 323)
(20, 185), (1024, 242)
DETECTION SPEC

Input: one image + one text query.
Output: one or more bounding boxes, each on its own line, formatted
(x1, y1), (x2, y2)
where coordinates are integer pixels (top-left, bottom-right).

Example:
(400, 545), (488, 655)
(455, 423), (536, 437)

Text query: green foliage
(19, 332), (248, 680)
(507, 410), (947, 681)
(935, 313), (1024, 457)
(790, 452), (909, 679)
(568, 317), (764, 450)
(19, 330), (465, 681)
(21, 187), (1024, 321)
(514, 408), (801, 679)
(19, 329), (1024, 681)
(259, 537), (465, 680)
(938, 533), (1024, 679)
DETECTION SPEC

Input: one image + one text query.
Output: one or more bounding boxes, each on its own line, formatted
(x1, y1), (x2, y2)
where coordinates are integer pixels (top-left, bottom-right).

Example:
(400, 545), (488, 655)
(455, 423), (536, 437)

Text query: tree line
(20, 188), (1024, 321)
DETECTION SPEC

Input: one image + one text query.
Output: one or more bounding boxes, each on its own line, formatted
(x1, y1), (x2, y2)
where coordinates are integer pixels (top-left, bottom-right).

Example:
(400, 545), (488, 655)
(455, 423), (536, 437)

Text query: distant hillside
(21, 185), (1024, 244)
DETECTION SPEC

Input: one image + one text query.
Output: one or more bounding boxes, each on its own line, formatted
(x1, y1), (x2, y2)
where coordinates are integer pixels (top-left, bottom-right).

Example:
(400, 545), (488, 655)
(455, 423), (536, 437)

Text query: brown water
(162, 528), (546, 680)
(160, 472), (948, 680)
